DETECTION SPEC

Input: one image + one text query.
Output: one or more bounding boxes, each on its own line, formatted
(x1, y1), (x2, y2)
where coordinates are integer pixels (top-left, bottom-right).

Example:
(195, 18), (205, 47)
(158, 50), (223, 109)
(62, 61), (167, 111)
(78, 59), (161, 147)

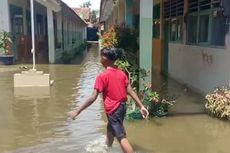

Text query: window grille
(164, 0), (184, 18)
(188, 0), (221, 13)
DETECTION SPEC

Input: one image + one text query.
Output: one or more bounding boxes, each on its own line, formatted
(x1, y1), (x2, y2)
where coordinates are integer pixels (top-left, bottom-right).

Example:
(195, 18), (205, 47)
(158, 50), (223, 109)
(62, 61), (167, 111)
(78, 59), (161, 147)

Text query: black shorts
(107, 102), (126, 140)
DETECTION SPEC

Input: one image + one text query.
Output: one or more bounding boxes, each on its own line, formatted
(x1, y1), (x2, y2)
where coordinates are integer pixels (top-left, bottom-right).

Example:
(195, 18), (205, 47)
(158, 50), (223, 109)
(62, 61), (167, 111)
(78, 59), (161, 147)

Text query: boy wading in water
(68, 48), (149, 153)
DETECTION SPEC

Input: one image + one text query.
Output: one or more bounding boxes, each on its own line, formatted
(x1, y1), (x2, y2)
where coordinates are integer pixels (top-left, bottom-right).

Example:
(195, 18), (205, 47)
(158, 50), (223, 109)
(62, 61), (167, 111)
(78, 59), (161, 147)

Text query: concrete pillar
(0, 0), (10, 32)
(183, 0), (188, 44)
(47, 9), (55, 63)
(139, 0), (153, 87)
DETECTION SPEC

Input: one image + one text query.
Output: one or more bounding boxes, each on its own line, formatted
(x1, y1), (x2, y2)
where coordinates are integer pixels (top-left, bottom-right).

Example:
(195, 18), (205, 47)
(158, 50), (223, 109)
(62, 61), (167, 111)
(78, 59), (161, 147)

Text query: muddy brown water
(0, 45), (229, 153)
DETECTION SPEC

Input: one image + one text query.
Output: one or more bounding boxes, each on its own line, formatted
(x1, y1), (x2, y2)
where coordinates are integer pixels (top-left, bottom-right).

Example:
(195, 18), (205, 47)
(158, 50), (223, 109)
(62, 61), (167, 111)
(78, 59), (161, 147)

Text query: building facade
(160, 0), (230, 94)
(100, 0), (230, 94)
(0, 0), (87, 64)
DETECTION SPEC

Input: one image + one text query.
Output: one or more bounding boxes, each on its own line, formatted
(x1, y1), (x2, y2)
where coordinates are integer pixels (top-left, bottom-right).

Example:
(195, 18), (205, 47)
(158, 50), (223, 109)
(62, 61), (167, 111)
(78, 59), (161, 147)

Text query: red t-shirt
(94, 67), (129, 115)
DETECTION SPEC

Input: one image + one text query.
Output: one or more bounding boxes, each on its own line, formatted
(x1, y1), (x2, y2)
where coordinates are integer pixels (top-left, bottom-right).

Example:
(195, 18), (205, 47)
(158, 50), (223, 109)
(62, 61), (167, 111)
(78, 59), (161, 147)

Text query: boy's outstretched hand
(140, 106), (149, 119)
(68, 109), (80, 120)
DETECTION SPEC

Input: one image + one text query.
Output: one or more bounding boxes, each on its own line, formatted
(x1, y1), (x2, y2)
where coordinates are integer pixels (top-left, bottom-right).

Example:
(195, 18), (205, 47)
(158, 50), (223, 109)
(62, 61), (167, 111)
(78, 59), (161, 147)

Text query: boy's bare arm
(127, 84), (149, 119)
(127, 84), (144, 108)
(68, 89), (99, 120)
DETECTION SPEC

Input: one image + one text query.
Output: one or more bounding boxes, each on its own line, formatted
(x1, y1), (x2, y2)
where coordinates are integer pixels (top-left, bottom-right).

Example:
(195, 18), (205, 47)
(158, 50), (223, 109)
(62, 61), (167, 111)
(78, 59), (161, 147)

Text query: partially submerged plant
(205, 86), (230, 120)
(61, 51), (73, 64)
(0, 31), (12, 55)
(126, 83), (175, 120)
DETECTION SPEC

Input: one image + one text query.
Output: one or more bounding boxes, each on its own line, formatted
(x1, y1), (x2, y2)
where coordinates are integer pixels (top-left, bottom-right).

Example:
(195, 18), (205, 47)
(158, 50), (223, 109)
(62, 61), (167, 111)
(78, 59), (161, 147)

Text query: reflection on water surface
(0, 45), (229, 153)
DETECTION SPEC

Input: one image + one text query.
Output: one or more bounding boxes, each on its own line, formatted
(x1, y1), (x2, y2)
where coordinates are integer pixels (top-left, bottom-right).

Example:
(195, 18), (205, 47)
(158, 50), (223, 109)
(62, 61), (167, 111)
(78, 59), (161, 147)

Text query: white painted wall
(0, 0), (10, 32)
(168, 32), (230, 95)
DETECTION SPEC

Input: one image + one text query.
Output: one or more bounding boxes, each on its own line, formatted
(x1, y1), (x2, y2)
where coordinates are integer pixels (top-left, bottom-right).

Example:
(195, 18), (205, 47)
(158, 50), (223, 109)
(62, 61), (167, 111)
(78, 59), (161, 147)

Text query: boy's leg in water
(106, 130), (114, 147)
(119, 137), (134, 153)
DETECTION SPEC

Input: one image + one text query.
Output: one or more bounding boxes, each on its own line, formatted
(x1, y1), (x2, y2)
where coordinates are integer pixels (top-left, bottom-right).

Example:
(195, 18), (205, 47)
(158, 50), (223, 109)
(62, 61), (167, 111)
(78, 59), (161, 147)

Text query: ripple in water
(85, 135), (144, 153)
(85, 135), (122, 153)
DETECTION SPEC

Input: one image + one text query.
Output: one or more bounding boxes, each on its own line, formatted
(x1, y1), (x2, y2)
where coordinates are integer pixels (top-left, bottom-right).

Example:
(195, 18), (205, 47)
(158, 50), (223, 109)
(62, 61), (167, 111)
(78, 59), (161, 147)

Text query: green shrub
(61, 51), (73, 64)
(126, 83), (175, 120)
(205, 86), (230, 120)
(0, 31), (12, 55)
(116, 26), (139, 53)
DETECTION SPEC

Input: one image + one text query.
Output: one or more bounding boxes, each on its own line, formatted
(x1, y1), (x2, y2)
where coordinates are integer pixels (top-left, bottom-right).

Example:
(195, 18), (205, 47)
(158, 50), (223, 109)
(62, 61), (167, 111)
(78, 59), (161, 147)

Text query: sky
(62, 0), (100, 10)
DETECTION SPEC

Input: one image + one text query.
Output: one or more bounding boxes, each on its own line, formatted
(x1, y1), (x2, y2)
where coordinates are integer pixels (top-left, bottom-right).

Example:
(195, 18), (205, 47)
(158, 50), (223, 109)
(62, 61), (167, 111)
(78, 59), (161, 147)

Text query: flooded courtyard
(0, 44), (230, 153)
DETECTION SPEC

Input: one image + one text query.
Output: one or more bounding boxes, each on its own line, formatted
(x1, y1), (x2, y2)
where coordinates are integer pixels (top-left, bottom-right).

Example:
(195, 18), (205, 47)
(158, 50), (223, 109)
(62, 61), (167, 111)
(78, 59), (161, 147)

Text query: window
(177, 18), (183, 41)
(153, 4), (160, 39)
(36, 14), (44, 35)
(211, 15), (226, 46)
(187, 0), (226, 46)
(164, 0), (184, 42)
(53, 12), (59, 49)
(10, 5), (24, 35)
(170, 19), (177, 41)
(170, 17), (183, 41)
(153, 20), (160, 38)
(199, 14), (209, 43)
(187, 15), (198, 44)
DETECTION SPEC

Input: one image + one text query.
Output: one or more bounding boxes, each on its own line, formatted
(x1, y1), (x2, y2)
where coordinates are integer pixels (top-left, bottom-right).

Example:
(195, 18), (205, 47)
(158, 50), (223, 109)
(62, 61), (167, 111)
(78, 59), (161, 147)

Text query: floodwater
(0, 44), (230, 153)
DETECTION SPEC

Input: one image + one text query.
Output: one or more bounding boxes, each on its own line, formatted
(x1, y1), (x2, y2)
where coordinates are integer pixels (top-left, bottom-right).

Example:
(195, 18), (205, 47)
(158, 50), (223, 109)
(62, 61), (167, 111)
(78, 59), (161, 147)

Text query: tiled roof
(72, 8), (91, 20)
(61, 1), (87, 25)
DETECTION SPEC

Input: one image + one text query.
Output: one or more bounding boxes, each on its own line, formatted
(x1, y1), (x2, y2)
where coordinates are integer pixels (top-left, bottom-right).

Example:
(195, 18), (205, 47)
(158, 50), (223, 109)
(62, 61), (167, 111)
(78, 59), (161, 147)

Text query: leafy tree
(80, 1), (91, 8)
(91, 10), (98, 23)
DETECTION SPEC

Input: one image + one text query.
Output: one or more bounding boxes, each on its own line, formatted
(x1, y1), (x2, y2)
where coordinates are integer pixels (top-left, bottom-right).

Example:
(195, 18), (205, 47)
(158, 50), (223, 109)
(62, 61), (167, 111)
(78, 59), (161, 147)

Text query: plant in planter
(0, 31), (14, 65)
(113, 50), (175, 120)
(100, 26), (118, 48)
(126, 83), (175, 120)
(61, 51), (73, 64)
(205, 86), (230, 120)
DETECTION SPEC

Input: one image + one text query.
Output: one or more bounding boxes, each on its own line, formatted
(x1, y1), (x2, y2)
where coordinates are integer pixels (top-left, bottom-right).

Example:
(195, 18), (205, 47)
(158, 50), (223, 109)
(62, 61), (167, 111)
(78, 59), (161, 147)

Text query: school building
(100, 0), (230, 94)
(0, 0), (87, 64)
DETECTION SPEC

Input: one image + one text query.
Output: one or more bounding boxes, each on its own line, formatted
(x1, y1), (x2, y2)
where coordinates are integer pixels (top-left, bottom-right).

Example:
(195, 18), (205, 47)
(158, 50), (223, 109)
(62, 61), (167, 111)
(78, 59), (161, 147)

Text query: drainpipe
(30, 0), (36, 70)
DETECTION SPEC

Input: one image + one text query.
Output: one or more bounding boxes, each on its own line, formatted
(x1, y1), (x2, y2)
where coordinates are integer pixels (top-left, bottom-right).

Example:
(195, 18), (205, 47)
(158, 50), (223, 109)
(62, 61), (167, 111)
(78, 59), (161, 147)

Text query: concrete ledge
(14, 70), (51, 87)
(21, 70), (44, 75)
(14, 87), (50, 98)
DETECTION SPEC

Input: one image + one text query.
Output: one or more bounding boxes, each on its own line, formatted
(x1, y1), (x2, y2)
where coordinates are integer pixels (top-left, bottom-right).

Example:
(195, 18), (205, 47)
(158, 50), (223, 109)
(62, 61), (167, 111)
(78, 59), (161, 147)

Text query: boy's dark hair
(100, 47), (123, 61)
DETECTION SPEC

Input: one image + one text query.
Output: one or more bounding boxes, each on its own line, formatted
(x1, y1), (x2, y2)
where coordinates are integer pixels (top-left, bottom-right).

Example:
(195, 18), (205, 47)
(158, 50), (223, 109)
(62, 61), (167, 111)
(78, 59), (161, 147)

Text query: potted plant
(205, 86), (230, 120)
(0, 31), (14, 65)
(126, 83), (175, 120)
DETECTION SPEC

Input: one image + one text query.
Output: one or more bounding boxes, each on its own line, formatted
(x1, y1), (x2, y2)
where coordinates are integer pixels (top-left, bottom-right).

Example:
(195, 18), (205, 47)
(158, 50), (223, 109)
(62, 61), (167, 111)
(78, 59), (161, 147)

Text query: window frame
(186, 0), (226, 47)
(164, 0), (184, 43)
(152, 3), (161, 39)
(169, 16), (183, 43)
(153, 19), (160, 39)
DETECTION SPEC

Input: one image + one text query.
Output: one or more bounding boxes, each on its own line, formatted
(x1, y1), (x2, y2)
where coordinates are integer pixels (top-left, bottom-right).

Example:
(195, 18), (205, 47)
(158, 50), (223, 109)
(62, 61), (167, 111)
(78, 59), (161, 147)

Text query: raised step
(21, 70), (44, 75)
(14, 70), (51, 87)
